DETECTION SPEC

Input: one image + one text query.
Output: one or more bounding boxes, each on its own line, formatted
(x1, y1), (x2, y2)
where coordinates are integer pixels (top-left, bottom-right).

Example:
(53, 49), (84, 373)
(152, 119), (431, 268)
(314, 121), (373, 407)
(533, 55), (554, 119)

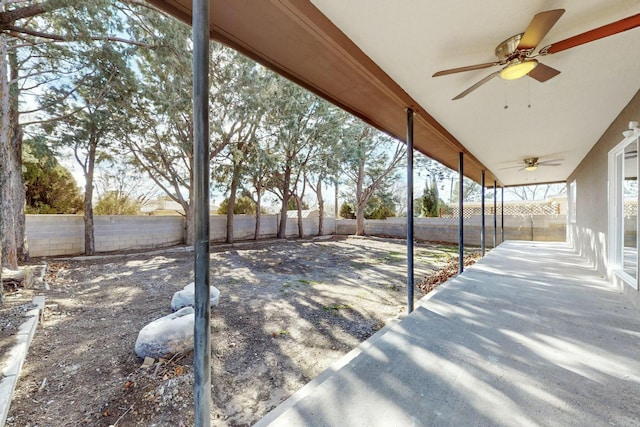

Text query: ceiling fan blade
(536, 159), (564, 166)
(528, 63), (561, 82)
(517, 9), (565, 50)
(499, 165), (525, 170)
(541, 13), (640, 55)
(452, 71), (500, 100)
(433, 62), (500, 77)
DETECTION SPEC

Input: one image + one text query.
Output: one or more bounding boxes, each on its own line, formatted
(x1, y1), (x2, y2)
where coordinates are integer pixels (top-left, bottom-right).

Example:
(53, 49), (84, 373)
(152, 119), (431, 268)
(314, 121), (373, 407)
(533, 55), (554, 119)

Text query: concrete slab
(255, 241), (640, 427)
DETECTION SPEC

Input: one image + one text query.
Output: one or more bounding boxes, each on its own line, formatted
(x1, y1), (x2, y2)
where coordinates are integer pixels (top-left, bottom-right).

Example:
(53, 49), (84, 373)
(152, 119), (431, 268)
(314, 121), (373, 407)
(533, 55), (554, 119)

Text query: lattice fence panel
(625, 200), (637, 218)
(441, 201), (561, 218)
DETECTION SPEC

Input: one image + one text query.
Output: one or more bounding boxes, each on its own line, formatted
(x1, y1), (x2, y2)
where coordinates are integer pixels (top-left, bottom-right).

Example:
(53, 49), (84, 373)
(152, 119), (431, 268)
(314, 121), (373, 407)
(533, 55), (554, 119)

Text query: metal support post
(481, 170), (485, 256)
(493, 181), (497, 248)
(193, 1), (211, 425)
(501, 187), (505, 243)
(406, 108), (414, 314)
(458, 152), (464, 273)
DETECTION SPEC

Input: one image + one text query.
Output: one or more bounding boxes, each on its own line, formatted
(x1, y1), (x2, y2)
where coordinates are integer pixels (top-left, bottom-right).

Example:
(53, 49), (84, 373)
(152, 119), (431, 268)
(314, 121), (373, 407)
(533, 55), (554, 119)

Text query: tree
(304, 109), (346, 235)
(23, 141), (83, 214)
(507, 183), (566, 201)
(287, 197), (309, 211)
(43, 42), (137, 255)
(211, 57), (272, 243)
(419, 177), (440, 217)
(365, 193), (396, 219)
(266, 77), (343, 239)
(451, 177), (482, 203)
(340, 118), (405, 235)
(243, 139), (276, 239)
(1, 0), (156, 266)
(94, 191), (140, 215)
(339, 202), (355, 219)
(128, 12), (268, 245)
(217, 195), (256, 215)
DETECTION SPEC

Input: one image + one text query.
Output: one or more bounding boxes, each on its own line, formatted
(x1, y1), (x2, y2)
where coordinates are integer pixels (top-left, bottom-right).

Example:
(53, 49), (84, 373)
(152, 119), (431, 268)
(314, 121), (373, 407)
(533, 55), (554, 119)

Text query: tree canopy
(23, 141), (82, 214)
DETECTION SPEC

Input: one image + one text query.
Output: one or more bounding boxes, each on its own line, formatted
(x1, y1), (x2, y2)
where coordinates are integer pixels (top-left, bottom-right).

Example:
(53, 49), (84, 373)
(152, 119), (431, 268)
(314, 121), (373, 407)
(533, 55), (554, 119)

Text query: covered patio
(256, 241), (640, 426)
(145, 1), (639, 425)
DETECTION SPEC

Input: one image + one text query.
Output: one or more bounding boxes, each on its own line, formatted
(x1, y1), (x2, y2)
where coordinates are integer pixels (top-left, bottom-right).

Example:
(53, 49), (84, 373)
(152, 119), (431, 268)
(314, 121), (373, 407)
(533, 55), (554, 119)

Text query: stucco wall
(566, 89), (640, 306)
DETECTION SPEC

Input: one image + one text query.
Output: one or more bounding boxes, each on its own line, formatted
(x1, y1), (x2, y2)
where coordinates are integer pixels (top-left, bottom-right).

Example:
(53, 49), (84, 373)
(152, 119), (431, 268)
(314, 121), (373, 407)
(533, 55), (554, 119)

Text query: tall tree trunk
(295, 195), (304, 238)
(278, 166), (291, 239)
(254, 187), (262, 240)
(316, 176), (324, 236)
(9, 45), (26, 262)
(334, 177), (338, 219)
(0, 32), (19, 269)
(0, 31), (5, 302)
(185, 202), (195, 246)
(183, 160), (195, 246)
(355, 159), (365, 235)
(83, 139), (97, 255)
(226, 165), (240, 244)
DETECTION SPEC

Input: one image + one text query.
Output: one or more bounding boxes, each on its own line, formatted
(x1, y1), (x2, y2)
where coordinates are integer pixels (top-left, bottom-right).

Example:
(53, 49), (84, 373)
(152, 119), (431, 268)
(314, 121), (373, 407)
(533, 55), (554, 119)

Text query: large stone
(134, 307), (194, 359)
(171, 282), (220, 312)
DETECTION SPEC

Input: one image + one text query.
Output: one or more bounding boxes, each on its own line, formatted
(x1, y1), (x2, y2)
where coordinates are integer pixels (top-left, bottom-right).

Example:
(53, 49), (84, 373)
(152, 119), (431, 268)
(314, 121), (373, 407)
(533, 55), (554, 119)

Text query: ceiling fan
(432, 10), (640, 100)
(500, 157), (563, 172)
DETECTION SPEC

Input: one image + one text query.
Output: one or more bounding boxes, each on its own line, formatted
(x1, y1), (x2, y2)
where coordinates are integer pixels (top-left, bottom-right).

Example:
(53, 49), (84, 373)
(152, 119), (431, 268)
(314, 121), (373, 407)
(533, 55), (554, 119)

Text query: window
(609, 130), (639, 288)
(569, 180), (577, 223)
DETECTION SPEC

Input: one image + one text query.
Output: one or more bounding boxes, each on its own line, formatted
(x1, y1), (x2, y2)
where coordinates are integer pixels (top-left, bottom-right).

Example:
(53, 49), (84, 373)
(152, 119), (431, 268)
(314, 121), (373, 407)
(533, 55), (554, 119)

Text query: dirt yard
(3, 236), (463, 426)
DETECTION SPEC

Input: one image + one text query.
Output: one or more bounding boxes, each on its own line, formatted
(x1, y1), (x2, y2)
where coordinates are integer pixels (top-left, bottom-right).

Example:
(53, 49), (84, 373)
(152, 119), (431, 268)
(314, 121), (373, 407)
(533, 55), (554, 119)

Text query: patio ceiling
(147, 0), (640, 187)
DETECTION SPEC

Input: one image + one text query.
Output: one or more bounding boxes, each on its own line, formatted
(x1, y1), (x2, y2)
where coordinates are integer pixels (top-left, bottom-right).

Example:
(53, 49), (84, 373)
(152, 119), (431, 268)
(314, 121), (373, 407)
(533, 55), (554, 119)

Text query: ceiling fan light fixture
(525, 165), (538, 171)
(500, 59), (539, 80)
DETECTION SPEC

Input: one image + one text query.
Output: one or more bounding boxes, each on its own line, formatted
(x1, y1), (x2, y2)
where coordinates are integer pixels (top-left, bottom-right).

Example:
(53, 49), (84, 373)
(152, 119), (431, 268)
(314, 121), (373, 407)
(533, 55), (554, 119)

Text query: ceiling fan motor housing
(495, 33), (526, 60)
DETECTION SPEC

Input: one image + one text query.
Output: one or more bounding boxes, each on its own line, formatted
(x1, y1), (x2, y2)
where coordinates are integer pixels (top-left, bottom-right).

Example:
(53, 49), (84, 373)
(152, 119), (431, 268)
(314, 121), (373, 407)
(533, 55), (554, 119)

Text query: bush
(339, 202), (355, 219)
(24, 147), (83, 214)
(95, 191), (141, 215)
(217, 196), (256, 215)
(364, 195), (396, 219)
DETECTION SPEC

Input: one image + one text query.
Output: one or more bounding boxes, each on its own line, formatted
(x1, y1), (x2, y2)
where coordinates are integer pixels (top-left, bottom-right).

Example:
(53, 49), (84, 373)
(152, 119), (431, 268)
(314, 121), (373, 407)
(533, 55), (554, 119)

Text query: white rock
(171, 282), (220, 312)
(134, 307), (194, 359)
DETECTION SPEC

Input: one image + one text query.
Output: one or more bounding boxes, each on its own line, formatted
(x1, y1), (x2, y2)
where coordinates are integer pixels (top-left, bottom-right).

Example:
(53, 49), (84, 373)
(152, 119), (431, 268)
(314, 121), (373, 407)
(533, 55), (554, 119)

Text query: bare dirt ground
(3, 236), (464, 426)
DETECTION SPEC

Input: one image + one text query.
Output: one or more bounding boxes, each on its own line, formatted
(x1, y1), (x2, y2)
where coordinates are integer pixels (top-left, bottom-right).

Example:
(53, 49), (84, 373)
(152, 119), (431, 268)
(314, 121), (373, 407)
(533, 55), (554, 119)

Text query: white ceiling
(311, 0), (640, 186)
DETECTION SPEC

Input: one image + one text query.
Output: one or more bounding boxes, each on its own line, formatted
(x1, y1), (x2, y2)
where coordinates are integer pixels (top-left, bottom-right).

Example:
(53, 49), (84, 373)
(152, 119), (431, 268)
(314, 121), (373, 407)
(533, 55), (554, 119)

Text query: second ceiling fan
(432, 9), (640, 100)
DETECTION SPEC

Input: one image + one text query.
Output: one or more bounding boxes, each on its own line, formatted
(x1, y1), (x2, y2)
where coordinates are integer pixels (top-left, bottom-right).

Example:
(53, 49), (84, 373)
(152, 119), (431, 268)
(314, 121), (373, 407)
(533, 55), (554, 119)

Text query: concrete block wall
(26, 215), (185, 257)
(26, 214), (337, 257)
(26, 212), (562, 258)
(26, 215), (85, 257)
(335, 215), (566, 246)
(93, 216), (184, 253)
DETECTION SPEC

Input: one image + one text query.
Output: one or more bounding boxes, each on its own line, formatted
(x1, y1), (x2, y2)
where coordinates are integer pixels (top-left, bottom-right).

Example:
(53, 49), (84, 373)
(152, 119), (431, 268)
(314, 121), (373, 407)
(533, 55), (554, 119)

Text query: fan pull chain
(528, 78), (532, 108)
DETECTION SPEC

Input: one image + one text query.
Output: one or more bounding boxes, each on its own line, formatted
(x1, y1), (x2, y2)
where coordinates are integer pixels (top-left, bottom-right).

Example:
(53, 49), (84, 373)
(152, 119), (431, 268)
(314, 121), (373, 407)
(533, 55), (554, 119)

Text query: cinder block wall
(94, 216), (184, 253)
(26, 215), (185, 257)
(26, 214), (336, 257)
(335, 215), (566, 246)
(26, 215), (85, 257)
(26, 213), (559, 257)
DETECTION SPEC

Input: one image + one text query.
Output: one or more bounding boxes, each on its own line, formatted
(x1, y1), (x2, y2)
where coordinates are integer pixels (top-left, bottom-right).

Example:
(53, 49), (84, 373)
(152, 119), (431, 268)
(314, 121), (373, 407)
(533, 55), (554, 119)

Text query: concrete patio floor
(254, 241), (640, 427)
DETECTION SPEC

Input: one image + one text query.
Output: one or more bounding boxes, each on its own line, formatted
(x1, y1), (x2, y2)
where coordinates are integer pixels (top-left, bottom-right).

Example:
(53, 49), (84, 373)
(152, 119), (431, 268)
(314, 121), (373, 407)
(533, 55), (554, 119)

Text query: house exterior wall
(567, 90), (640, 308)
